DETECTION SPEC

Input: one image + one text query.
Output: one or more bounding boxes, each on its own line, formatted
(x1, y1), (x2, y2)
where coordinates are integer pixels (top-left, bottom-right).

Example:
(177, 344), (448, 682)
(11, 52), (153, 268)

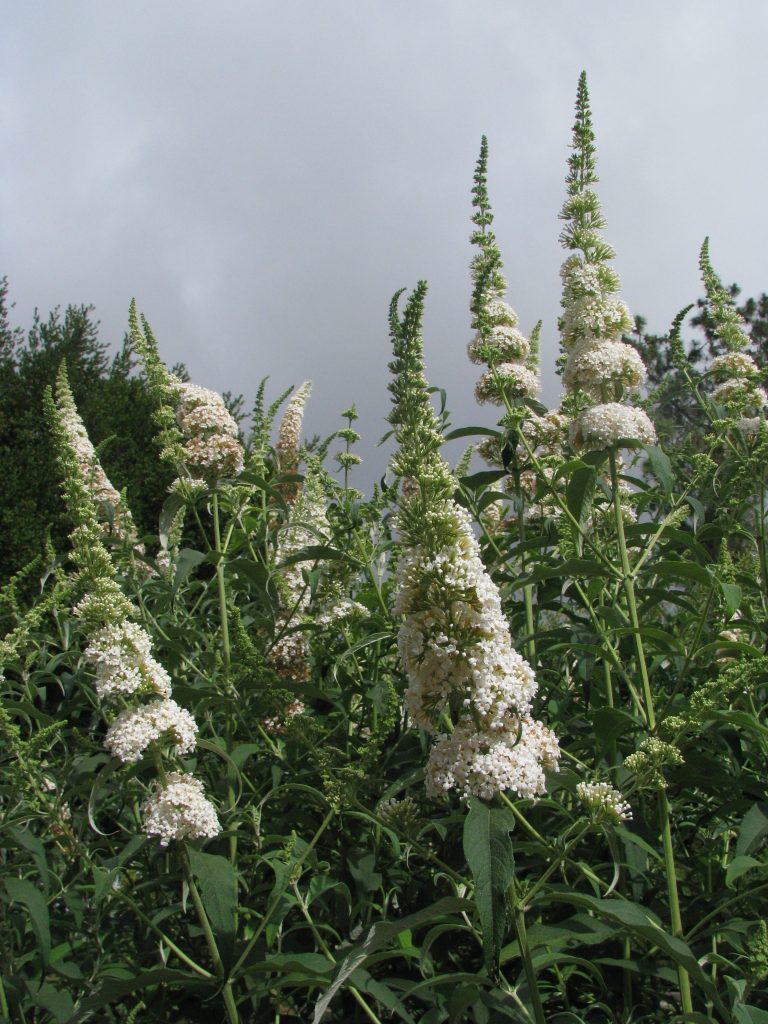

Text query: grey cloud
(2, 1), (767, 491)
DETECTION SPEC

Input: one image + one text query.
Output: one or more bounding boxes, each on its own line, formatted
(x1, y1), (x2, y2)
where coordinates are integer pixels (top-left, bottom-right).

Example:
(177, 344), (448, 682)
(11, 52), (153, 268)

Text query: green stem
(659, 792), (693, 1013)
(112, 889), (214, 979)
(0, 973), (9, 1019)
(182, 847), (239, 1024)
(291, 881), (384, 1024)
(516, 489), (536, 665)
(609, 451), (693, 1015)
(512, 898), (547, 1024)
(231, 807), (335, 977)
(212, 492), (237, 865)
(212, 492), (231, 672)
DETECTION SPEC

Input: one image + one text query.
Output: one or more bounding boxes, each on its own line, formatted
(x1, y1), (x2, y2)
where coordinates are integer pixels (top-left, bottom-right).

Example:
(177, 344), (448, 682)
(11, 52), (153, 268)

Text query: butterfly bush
(172, 377), (245, 481)
(270, 384), (365, 683)
(47, 366), (220, 844)
(141, 772), (221, 846)
(559, 76), (655, 452)
(468, 137), (540, 408)
(576, 780), (632, 824)
(276, 379), (312, 500)
(700, 239), (768, 425)
(56, 375), (144, 552)
(389, 283), (559, 802)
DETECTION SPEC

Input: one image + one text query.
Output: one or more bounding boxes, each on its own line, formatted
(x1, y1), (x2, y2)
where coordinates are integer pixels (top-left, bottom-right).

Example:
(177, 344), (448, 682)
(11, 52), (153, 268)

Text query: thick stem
(0, 974), (9, 1019)
(212, 492), (237, 864)
(659, 792), (693, 1013)
(231, 807), (335, 977)
(512, 899), (547, 1024)
(212, 492), (231, 672)
(182, 847), (239, 1024)
(609, 452), (693, 1015)
(516, 491), (537, 666)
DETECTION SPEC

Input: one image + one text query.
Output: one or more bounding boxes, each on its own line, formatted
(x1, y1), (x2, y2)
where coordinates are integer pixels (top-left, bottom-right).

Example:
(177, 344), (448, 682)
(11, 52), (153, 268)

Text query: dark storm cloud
(2, 1), (767, 490)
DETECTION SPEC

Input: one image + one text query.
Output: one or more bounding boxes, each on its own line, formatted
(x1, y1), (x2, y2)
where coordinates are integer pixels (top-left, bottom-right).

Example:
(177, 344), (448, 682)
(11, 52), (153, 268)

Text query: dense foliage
(1, 75), (767, 1024)
(0, 284), (174, 586)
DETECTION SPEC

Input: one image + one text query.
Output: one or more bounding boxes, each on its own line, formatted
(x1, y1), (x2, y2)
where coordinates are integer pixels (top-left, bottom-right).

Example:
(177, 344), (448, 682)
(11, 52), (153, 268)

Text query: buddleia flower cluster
(576, 780), (632, 824)
(389, 283), (559, 802)
(129, 300), (244, 486)
(276, 380), (313, 500)
(559, 73), (655, 453)
(468, 136), (540, 407)
(47, 367), (220, 846)
(171, 377), (244, 482)
(55, 371), (144, 554)
(466, 137), (572, 528)
(270, 387), (365, 683)
(699, 239), (768, 433)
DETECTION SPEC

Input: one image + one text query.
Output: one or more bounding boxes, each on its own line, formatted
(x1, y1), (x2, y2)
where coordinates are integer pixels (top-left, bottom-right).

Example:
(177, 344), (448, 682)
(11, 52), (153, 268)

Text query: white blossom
(104, 699), (198, 763)
(141, 772), (220, 846)
(570, 403), (656, 452)
(711, 379), (768, 409)
(84, 620), (172, 700)
(171, 378), (244, 481)
(395, 502), (538, 731)
(710, 352), (759, 378)
(426, 716), (559, 802)
(277, 381), (312, 478)
(468, 326), (530, 365)
(576, 781), (632, 823)
(475, 363), (540, 404)
(563, 339), (646, 399)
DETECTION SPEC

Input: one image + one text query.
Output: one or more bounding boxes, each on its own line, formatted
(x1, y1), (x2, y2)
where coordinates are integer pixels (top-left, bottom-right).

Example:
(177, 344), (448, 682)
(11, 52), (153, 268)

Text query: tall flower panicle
(270, 463), (365, 682)
(468, 137), (540, 407)
(270, 471), (328, 682)
(276, 380), (312, 502)
(55, 367), (145, 558)
(700, 239), (768, 420)
(129, 301), (244, 484)
(389, 284), (559, 802)
(46, 370), (219, 845)
(142, 772), (221, 846)
(559, 73), (655, 453)
(172, 377), (245, 481)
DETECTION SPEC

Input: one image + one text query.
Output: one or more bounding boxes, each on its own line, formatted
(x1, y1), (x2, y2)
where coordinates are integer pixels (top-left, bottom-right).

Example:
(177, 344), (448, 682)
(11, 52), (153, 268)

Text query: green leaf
(173, 547), (206, 593)
(8, 826), (52, 896)
(590, 707), (642, 746)
(646, 446), (674, 496)
(4, 877), (50, 968)
(725, 855), (764, 887)
(649, 561), (712, 586)
(311, 897), (472, 1024)
(71, 969), (206, 1021)
(544, 891), (724, 1012)
(735, 803), (768, 858)
(463, 800), (516, 972)
(186, 847), (238, 966)
(720, 582), (742, 618)
(460, 469), (508, 491)
(228, 558), (270, 590)
(566, 465), (597, 528)
(278, 544), (348, 567)
(734, 1005), (768, 1024)
(24, 980), (74, 1023)
(444, 426), (501, 440)
(158, 491), (186, 549)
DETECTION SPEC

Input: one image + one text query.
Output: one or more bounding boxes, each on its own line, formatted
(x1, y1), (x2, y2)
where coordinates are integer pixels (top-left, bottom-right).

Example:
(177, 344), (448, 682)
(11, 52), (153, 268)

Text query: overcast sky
(3, 1), (767, 489)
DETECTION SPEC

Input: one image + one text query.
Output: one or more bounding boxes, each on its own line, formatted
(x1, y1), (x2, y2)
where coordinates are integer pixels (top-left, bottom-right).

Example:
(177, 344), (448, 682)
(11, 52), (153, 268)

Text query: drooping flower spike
(559, 72), (655, 453)
(389, 283), (559, 801)
(468, 136), (540, 407)
(46, 369), (220, 845)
